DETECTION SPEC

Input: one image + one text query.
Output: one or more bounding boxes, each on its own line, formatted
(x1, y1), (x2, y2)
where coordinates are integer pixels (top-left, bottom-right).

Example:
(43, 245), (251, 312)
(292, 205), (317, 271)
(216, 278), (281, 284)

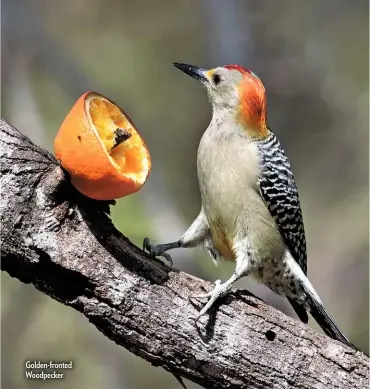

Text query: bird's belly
(209, 224), (235, 261)
(197, 143), (246, 260)
(200, 177), (250, 261)
(204, 191), (283, 262)
(197, 133), (283, 262)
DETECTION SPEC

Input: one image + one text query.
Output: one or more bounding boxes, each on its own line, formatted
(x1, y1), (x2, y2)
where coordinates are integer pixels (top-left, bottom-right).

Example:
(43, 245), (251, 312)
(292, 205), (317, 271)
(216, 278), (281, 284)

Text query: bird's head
(173, 62), (268, 138)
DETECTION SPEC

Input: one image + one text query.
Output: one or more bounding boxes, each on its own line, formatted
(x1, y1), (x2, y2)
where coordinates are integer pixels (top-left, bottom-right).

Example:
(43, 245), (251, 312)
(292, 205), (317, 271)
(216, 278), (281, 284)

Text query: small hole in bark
(78, 136), (82, 141)
(265, 330), (276, 341)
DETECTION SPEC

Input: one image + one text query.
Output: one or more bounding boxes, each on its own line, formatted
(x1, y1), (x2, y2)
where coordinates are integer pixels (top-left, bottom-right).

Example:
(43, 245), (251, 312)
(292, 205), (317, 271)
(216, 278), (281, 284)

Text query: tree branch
(1, 117), (368, 389)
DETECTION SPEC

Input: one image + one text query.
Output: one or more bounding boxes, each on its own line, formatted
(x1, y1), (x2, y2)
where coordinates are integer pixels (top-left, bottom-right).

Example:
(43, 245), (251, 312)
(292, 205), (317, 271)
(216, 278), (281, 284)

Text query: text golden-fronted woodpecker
(144, 62), (357, 351)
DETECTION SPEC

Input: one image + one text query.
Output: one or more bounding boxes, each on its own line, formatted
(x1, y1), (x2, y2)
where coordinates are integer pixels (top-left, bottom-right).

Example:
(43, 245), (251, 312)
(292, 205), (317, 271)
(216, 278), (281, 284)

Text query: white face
(204, 67), (243, 111)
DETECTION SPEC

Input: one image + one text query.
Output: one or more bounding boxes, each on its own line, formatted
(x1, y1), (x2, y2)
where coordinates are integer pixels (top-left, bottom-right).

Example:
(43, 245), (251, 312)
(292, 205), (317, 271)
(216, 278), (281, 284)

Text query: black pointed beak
(173, 63), (208, 83)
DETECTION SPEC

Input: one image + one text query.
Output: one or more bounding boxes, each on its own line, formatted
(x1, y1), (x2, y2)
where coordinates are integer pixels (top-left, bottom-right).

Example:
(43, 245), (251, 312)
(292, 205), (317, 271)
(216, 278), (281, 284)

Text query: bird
(143, 62), (357, 351)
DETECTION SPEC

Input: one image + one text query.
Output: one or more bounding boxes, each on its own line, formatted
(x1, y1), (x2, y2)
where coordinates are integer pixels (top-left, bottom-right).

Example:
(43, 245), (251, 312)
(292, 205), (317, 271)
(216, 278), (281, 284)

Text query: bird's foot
(190, 279), (232, 321)
(143, 237), (173, 267)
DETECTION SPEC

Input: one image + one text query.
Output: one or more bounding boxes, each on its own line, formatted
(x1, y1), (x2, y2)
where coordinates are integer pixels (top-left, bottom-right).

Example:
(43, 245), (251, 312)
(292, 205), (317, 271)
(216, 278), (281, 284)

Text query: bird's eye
(212, 73), (222, 86)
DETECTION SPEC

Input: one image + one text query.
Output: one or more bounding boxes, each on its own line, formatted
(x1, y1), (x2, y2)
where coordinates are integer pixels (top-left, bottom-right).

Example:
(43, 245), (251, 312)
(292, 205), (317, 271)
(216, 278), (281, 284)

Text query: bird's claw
(189, 280), (222, 301)
(160, 252), (173, 267)
(143, 237), (173, 267)
(142, 237), (151, 252)
(189, 279), (230, 321)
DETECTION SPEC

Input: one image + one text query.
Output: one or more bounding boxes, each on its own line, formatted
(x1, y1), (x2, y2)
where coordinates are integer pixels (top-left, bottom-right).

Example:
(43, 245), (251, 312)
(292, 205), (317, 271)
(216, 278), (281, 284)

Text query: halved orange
(54, 92), (151, 200)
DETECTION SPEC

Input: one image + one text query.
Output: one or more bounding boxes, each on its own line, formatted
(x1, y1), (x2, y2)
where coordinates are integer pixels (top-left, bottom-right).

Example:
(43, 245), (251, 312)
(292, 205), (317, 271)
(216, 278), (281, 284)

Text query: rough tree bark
(1, 117), (368, 389)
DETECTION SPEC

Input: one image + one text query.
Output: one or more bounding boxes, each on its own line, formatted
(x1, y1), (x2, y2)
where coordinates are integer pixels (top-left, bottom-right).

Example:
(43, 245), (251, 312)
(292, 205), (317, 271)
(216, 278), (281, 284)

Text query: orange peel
(54, 92), (151, 200)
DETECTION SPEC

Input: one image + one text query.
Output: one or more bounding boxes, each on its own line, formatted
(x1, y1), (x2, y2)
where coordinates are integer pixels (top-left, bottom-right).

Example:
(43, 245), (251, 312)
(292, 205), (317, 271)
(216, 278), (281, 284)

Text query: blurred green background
(1, 0), (369, 388)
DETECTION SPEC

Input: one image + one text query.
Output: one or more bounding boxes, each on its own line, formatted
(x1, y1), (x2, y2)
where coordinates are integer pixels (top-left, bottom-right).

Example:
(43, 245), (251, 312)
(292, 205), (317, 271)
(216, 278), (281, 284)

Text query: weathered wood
(0, 117), (368, 389)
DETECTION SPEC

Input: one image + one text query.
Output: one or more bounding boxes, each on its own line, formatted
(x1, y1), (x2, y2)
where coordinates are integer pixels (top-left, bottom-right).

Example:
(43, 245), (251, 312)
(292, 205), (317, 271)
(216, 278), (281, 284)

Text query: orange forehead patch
(205, 69), (215, 79)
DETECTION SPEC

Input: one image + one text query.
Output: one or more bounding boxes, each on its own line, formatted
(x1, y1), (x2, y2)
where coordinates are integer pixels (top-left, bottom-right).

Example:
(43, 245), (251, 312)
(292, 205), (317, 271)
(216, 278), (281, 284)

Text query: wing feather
(256, 132), (307, 274)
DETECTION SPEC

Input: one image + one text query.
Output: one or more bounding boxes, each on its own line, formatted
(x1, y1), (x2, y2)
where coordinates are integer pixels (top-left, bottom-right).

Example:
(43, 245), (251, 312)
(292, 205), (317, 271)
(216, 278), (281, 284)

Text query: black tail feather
(288, 298), (309, 323)
(302, 283), (359, 352)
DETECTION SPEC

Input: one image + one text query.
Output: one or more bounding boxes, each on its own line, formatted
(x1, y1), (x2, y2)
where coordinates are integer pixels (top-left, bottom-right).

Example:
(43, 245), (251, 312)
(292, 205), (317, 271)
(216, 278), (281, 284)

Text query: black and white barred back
(254, 131), (361, 349)
(255, 130), (307, 275)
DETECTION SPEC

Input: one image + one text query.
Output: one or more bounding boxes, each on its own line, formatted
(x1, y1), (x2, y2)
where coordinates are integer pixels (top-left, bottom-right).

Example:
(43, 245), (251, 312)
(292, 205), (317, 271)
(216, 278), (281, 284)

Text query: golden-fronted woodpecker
(144, 62), (357, 351)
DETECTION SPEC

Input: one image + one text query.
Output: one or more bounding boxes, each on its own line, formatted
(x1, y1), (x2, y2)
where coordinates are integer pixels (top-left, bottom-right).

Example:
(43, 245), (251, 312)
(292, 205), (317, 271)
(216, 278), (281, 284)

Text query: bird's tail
(302, 282), (359, 352)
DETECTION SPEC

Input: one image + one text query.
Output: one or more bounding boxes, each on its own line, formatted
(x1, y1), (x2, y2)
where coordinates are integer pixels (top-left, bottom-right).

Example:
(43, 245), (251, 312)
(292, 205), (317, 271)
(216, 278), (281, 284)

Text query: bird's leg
(143, 238), (181, 267)
(143, 211), (209, 267)
(191, 238), (252, 320)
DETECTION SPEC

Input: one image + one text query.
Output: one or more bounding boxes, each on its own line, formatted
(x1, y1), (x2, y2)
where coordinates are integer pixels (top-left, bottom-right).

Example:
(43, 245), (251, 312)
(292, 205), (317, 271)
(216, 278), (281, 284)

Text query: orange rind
(54, 92), (151, 200)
